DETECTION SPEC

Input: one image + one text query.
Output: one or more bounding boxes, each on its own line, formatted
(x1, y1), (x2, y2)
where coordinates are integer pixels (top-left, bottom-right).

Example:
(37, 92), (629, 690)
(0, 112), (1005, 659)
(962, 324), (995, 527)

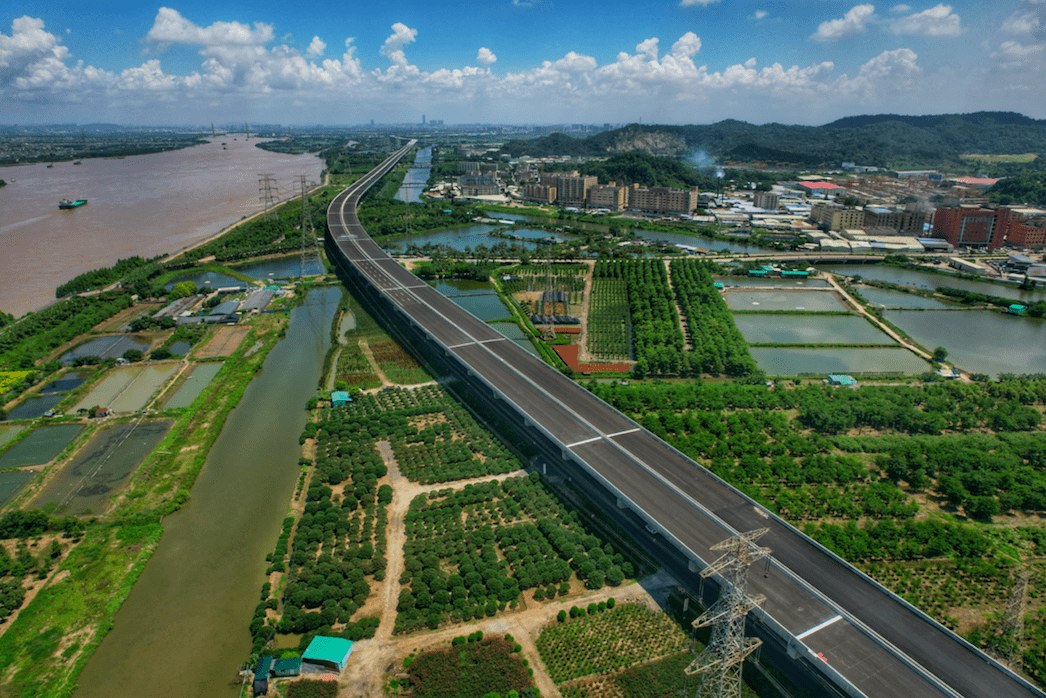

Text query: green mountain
(500, 112), (1046, 173)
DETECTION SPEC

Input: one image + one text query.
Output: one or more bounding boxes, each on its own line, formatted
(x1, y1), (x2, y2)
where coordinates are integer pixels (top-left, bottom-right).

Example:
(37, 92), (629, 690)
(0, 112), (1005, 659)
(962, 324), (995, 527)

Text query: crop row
(586, 276), (630, 361)
(536, 603), (689, 683)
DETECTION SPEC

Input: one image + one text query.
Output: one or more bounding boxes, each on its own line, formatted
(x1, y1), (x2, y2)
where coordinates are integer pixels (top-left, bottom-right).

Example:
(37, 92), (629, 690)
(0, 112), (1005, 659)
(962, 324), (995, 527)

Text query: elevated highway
(326, 143), (1043, 698)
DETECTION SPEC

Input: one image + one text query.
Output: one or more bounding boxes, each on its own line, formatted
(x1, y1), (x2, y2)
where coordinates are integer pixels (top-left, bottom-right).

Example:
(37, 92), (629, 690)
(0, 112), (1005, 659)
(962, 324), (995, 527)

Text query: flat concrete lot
(326, 146), (1042, 698)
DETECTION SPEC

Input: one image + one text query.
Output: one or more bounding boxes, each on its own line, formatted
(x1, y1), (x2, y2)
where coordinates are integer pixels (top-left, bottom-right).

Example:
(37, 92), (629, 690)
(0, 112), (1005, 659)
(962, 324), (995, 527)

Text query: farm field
(537, 602), (688, 684)
(586, 275), (630, 361)
(396, 474), (641, 634)
(404, 635), (535, 698)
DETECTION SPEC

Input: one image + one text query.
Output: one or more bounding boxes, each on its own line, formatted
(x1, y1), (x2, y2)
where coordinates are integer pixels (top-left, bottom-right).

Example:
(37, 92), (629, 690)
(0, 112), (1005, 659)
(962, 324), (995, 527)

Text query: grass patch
(0, 524), (161, 698)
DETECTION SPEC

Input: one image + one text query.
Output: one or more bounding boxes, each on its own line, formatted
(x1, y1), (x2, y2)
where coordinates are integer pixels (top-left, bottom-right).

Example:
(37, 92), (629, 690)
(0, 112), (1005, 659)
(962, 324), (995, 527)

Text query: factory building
(932, 205), (1009, 249)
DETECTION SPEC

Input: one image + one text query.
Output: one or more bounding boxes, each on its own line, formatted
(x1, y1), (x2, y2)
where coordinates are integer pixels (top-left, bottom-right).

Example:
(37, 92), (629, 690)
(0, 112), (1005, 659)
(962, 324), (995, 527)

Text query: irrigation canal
(73, 286), (341, 698)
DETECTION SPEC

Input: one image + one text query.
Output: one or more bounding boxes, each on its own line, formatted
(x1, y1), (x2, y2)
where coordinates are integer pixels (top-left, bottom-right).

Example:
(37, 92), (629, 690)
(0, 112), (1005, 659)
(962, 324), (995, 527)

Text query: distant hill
(500, 112), (1046, 173)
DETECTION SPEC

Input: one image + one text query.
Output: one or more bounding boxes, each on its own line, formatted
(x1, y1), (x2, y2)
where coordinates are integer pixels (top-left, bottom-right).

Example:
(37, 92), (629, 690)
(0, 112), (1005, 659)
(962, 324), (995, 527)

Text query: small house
(331, 391), (352, 407)
(303, 636), (353, 672)
(827, 374), (856, 387)
(253, 656), (272, 697)
(1007, 304), (1027, 315)
(272, 657), (302, 677)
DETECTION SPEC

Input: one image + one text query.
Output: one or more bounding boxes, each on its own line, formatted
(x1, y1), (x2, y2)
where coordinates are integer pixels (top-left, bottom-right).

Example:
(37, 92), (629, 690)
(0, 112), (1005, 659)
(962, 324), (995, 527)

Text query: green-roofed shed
(272, 657), (302, 677)
(253, 657), (272, 697)
(1008, 304), (1027, 315)
(331, 391), (352, 407)
(827, 374), (857, 386)
(303, 636), (353, 671)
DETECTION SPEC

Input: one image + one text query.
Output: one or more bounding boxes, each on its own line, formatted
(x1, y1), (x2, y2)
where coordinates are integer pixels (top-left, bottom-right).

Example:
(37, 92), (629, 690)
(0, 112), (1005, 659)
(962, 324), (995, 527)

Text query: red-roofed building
(949, 177), (1000, 189)
(798, 182), (842, 195)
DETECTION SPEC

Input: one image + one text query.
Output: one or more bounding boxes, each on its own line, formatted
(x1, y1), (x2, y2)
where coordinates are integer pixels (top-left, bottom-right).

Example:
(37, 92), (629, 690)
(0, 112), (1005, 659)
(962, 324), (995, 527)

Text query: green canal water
(73, 286), (341, 698)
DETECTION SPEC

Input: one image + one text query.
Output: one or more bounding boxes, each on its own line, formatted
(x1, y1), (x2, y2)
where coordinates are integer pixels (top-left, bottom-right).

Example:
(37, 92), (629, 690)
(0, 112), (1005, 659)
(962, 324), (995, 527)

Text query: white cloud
(3, 13), (1041, 126)
(890, 4), (912, 14)
(811, 4), (876, 42)
(754, 10), (768, 20)
(381, 22), (417, 66)
(636, 38), (659, 61)
(889, 3), (961, 37)
(145, 7), (273, 46)
(990, 39), (1044, 67)
(672, 32), (701, 58)
(679, 0), (720, 6)
(477, 47), (496, 66)
(307, 36), (326, 56)
(1002, 1), (1045, 38)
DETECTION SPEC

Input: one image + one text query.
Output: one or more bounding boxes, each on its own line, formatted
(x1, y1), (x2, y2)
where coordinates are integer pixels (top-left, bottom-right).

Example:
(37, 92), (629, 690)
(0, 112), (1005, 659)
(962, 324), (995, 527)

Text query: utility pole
(685, 529), (770, 698)
(258, 174), (278, 221)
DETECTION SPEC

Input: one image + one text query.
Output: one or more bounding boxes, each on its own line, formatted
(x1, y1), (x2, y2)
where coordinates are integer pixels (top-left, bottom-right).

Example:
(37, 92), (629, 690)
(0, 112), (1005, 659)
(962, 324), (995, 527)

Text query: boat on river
(59, 198), (88, 209)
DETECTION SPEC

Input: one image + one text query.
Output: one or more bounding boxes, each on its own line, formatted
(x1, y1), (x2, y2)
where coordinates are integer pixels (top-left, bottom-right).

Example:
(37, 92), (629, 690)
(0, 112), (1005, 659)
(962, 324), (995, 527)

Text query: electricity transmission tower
(258, 174), (278, 221)
(993, 568), (1031, 672)
(686, 528), (771, 698)
(300, 175), (322, 278)
(542, 245), (557, 341)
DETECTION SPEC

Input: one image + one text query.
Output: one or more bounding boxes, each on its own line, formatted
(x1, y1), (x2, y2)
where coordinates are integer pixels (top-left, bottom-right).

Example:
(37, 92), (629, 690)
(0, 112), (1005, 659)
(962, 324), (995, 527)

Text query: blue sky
(1, 1), (1043, 126)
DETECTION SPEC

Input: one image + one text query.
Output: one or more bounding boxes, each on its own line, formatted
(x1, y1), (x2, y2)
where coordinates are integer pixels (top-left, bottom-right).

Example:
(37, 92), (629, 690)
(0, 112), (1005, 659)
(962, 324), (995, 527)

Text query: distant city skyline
(1, 1), (1043, 126)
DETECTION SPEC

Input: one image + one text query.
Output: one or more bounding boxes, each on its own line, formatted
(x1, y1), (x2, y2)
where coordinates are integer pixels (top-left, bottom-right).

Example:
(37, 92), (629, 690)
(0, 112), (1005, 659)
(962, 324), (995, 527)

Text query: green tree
(932, 346), (948, 362)
(169, 281), (197, 299)
(122, 349), (143, 362)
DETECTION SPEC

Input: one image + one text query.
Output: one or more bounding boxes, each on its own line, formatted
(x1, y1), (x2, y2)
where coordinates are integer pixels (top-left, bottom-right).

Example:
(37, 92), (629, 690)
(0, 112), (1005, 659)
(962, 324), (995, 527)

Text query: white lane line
(567, 436), (603, 448)
(607, 428), (640, 438)
(796, 615), (843, 640)
(447, 341), (476, 349)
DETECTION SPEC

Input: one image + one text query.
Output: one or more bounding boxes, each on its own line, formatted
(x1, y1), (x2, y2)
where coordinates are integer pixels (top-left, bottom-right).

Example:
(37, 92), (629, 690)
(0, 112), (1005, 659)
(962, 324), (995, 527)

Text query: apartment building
(628, 185), (700, 215)
(810, 202), (865, 231)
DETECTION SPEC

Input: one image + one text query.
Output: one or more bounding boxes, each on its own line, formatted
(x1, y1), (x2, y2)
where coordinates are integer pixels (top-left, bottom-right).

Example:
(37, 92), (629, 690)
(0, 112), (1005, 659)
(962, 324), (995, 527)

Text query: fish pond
(725, 290), (847, 312)
(0, 424), (83, 468)
(855, 286), (958, 310)
(164, 271), (249, 291)
(885, 309), (1046, 377)
(236, 256), (324, 280)
(32, 420), (171, 516)
(61, 335), (150, 364)
(714, 276), (831, 288)
(0, 471), (36, 507)
(3, 393), (65, 421)
(821, 264), (1046, 303)
(73, 364), (178, 413)
(162, 363), (224, 410)
(733, 314), (895, 345)
(750, 346), (929, 376)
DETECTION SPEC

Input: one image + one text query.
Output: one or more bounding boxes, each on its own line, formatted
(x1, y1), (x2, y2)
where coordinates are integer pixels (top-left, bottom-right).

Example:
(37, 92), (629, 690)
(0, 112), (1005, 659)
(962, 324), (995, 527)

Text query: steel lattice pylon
(686, 529), (771, 698)
(299, 175), (321, 278)
(994, 568), (1030, 672)
(258, 174), (278, 221)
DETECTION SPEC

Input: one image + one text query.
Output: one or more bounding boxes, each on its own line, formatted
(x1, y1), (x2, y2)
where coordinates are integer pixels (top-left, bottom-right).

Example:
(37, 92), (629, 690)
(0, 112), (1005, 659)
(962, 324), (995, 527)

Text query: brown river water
(0, 137), (321, 317)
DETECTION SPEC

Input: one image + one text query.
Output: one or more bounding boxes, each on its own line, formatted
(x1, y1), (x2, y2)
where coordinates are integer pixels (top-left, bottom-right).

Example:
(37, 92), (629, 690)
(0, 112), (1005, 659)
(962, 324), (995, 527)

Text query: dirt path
(340, 446), (530, 697)
(664, 259), (692, 352)
(326, 348), (342, 391)
(336, 448), (671, 698)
